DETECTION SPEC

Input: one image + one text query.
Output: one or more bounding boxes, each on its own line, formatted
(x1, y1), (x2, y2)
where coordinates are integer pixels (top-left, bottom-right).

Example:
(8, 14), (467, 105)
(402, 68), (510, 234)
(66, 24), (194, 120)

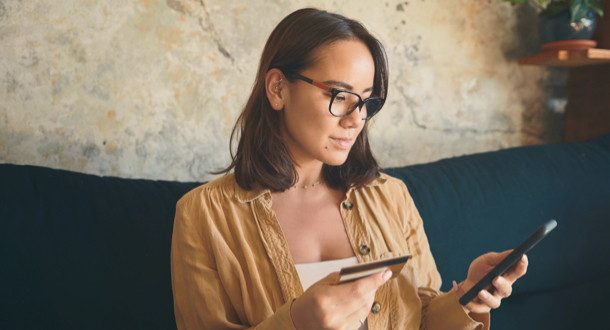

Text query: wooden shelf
(518, 48), (610, 67)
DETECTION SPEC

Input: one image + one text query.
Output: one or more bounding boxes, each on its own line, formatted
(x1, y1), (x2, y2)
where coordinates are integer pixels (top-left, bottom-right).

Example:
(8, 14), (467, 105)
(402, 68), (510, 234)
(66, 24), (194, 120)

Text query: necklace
(294, 181), (322, 189)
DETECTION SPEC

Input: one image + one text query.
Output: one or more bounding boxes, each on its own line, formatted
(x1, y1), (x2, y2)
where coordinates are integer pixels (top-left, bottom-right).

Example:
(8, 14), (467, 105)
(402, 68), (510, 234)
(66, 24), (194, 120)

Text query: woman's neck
(293, 160), (324, 188)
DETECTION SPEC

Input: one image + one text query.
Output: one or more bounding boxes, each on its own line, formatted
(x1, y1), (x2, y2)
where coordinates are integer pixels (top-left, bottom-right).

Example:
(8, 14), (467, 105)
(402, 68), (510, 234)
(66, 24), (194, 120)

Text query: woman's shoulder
(355, 172), (414, 206)
(361, 172), (409, 194)
(379, 172), (407, 188)
(177, 173), (239, 207)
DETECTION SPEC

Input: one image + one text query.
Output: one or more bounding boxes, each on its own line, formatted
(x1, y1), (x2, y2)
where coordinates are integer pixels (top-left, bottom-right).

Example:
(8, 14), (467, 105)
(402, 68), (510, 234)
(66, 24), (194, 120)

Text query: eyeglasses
(292, 73), (384, 120)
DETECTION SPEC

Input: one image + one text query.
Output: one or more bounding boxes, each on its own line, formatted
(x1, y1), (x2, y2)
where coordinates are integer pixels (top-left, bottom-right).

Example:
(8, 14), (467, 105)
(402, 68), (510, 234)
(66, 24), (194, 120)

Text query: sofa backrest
(385, 133), (610, 329)
(1, 134), (609, 329)
(0, 165), (201, 329)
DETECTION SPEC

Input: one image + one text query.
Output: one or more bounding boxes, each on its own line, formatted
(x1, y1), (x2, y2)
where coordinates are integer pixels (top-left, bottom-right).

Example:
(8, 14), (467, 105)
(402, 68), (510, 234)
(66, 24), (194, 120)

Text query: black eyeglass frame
(291, 73), (385, 120)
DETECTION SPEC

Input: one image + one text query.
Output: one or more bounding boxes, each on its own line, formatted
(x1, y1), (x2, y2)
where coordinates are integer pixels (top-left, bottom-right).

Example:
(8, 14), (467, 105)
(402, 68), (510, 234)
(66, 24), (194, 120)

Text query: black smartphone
(458, 219), (557, 306)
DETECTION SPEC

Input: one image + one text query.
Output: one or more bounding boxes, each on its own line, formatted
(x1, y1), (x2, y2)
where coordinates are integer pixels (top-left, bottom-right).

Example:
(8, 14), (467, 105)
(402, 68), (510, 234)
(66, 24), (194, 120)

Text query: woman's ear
(265, 68), (286, 111)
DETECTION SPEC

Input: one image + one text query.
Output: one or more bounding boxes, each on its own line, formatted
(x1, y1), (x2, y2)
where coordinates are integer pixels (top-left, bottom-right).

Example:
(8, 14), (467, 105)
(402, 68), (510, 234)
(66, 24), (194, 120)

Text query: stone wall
(0, 0), (555, 182)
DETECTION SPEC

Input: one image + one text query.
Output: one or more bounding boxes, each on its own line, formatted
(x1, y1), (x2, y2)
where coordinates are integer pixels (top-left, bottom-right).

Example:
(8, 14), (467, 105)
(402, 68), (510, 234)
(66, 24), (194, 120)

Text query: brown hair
(215, 8), (389, 191)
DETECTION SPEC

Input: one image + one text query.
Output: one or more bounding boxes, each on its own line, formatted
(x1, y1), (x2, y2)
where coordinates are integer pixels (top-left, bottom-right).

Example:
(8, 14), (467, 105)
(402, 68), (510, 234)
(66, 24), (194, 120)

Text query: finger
(487, 250), (513, 266)
(503, 254), (529, 283)
(341, 289), (376, 317)
(345, 299), (373, 329)
(318, 271), (341, 285)
(310, 270), (387, 324)
(452, 281), (470, 305)
(476, 289), (501, 309)
(342, 317), (366, 330)
(336, 270), (392, 298)
(325, 270), (390, 319)
(453, 281), (480, 314)
(491, 276), (512, 298)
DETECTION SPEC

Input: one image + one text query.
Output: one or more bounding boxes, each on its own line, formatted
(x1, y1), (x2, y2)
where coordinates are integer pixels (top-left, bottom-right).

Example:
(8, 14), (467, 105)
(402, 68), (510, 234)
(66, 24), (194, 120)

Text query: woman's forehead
(304, 40), (375, 89)
(313, 40), (373, 66)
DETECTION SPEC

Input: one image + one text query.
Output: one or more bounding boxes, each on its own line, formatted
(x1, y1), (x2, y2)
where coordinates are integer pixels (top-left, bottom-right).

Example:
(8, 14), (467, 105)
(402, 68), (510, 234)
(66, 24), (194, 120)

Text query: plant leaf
(502, 0), (528, 4)
(587, 0), (605, 17)
(539, 1), (569, 18)
(569, 0), (588, 23)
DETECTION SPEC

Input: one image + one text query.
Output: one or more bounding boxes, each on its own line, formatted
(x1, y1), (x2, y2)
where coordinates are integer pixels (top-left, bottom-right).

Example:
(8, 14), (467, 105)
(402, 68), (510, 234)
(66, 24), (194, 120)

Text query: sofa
(1, 133), (609, 330)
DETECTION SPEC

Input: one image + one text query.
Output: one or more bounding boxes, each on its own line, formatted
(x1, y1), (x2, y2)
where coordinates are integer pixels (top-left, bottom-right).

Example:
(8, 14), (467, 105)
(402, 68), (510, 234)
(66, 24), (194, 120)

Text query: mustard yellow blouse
(171, 173), (490, 329)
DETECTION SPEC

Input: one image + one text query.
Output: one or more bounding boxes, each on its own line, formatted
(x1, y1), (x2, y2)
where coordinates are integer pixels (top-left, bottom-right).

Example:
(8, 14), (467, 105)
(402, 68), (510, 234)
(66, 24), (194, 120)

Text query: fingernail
(452, 280), (459, 293)
(383, 270), (392, 281)
(480, 290), (489, 299)
(522, 254), (528, 263)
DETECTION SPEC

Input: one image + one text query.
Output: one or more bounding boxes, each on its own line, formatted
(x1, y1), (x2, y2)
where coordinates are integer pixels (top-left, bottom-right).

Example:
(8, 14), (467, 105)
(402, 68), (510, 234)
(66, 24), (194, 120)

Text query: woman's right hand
(290, 270), (392, 330)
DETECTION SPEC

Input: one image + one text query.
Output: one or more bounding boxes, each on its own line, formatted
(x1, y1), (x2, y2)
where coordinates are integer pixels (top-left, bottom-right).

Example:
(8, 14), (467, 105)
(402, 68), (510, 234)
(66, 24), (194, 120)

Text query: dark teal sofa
(1, 134), (609, 329)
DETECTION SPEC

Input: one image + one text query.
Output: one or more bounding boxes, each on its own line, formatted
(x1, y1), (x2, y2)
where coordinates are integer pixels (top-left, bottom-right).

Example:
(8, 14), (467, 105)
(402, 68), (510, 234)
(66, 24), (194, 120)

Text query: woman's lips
(330, 137), (352, 149)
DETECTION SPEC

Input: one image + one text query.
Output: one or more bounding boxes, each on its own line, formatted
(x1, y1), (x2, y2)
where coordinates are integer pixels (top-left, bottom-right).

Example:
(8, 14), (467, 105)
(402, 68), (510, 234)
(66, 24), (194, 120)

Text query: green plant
(502, 0), (604, 23)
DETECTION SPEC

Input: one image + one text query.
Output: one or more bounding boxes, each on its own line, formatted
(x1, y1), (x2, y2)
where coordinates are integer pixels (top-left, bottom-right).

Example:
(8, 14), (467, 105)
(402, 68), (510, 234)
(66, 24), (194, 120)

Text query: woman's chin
(322, 154), (350, 167)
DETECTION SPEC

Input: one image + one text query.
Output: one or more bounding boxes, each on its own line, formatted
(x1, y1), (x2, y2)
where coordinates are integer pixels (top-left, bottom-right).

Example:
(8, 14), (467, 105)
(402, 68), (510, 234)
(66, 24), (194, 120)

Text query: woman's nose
(341, 104), (365, 128)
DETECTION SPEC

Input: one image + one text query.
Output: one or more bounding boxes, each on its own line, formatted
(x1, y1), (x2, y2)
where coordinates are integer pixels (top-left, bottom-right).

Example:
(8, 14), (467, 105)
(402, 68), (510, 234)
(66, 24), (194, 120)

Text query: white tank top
(294, 257), (368, 330)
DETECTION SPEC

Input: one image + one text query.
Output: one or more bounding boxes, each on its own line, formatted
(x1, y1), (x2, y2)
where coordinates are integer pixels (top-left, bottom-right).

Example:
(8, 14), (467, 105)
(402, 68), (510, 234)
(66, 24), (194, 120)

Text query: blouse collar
(234, 174), (388, 203)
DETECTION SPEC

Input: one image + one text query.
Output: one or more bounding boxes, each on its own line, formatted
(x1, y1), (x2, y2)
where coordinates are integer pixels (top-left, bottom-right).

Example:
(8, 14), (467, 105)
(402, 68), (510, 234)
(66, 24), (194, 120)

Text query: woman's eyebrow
(322, 80), (374, 93)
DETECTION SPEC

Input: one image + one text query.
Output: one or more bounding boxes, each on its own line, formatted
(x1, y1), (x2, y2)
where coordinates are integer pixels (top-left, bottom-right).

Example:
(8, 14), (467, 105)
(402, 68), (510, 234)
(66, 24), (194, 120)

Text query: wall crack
(197, 0), (234, 63)
(397, 87), (516, 135)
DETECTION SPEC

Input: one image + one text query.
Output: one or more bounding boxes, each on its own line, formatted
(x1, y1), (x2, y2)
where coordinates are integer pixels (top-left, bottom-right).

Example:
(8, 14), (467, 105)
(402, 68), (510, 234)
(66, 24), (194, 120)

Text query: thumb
(351, 269), (393, 292)
(302, 272), (340, 293)
(487, 250), (513, 265)
(319, 271), (341, 285)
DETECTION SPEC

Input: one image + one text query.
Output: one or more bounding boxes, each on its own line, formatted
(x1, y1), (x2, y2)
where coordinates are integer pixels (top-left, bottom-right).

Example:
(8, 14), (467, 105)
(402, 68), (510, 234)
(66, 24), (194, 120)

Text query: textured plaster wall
(0, 0), (555, 182)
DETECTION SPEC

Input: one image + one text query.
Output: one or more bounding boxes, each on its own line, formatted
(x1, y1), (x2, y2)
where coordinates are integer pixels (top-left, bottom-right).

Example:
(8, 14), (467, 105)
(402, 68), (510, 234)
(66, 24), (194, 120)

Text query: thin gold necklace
(293, 181), (322, 189)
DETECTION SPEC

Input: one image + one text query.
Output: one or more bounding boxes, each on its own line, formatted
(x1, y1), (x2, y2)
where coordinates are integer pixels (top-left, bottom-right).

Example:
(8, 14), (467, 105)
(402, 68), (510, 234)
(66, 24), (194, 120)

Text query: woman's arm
(170, 195), (296, 330)
(398, 182), (490, 330)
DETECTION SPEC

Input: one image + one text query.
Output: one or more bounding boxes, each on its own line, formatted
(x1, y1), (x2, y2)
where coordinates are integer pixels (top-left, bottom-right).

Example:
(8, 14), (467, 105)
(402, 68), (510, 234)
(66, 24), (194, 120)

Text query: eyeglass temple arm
(293, 73), (333, 92)
(294, 73), (381, 98)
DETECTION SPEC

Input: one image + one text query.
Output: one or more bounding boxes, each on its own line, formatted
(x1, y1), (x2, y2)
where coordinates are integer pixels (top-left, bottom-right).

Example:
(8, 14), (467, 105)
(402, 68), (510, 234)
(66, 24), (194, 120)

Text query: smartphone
(458, 219), (557, 305)
(335, 254), (411, 284)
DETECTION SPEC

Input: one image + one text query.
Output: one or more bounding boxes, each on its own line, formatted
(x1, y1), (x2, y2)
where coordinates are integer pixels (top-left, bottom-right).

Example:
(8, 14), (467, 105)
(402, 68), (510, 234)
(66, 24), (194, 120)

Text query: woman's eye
(334, 94), (346, 102)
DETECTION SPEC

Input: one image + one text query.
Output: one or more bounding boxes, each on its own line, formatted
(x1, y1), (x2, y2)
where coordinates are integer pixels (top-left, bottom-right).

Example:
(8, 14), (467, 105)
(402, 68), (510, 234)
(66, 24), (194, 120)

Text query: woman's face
(280, 39), (375, 167)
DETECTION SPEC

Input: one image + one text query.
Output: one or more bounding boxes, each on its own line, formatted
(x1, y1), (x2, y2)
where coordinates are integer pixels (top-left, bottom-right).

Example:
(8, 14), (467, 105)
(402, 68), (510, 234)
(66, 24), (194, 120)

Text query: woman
(171, 8), (527, 330)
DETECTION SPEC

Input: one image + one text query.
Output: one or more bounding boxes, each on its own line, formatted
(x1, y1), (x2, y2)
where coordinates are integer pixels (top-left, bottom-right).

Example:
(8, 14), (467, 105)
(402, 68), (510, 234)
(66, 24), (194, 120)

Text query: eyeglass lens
(331, 91), (383, 119)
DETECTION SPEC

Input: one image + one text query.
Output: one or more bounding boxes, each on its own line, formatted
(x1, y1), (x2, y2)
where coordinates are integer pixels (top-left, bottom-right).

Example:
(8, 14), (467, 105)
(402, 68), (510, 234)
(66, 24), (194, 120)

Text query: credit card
(335, 254), (411, 284)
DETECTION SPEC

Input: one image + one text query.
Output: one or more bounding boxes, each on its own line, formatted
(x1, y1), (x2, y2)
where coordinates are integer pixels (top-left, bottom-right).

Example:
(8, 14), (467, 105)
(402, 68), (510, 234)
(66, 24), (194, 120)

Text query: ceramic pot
(538, 10), (598, 44)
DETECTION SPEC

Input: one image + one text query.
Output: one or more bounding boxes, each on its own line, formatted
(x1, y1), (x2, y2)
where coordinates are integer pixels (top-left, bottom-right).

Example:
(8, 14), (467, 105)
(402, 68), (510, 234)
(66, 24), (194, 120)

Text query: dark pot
(538, 10), (597, 44)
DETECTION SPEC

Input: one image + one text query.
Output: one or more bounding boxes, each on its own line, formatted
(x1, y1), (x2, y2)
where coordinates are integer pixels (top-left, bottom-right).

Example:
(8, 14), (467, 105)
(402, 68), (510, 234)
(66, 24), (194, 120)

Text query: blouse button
(371, 302), (381, 314)
(342, 200), (354, 210)
(359, 245), (371, 255)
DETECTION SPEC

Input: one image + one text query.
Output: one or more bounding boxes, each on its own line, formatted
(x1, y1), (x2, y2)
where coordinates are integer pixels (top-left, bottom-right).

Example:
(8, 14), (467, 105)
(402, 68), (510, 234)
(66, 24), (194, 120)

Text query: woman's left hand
(453, 250), (528, 314)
